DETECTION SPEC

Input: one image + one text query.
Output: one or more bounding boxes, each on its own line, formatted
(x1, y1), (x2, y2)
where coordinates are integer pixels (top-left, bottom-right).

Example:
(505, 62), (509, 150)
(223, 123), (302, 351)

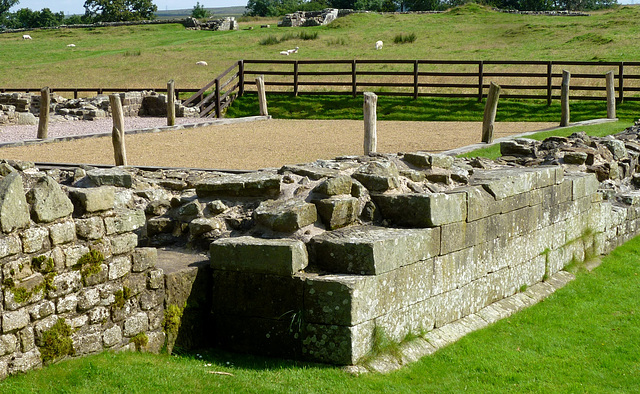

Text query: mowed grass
(1, 235), (639, 392)
(2, 5), (640, 90)
(459, 120), (633, 159)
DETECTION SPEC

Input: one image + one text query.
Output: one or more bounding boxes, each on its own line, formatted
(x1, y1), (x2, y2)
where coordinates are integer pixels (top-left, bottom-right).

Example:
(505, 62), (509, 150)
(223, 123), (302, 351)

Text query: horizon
(9, 1), (247, 16)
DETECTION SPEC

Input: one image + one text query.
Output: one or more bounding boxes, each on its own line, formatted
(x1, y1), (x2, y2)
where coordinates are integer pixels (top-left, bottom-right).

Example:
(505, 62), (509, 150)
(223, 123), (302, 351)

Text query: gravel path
(0, 118), (558, 170)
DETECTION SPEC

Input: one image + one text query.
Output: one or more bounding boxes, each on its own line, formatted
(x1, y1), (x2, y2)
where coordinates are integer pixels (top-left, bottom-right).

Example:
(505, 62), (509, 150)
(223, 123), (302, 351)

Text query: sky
(9, 1), (248, 15)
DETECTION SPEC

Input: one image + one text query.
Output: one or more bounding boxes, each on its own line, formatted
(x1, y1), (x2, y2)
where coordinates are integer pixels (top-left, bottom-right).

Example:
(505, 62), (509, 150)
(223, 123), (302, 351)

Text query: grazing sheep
(287, 46), (299, 54)
(22, 34), (32, 40)
(67, 44), (76, 47)
(375, 40), (383, 50)
(196, 61), (208, 66)
(280, 50), (289, 56)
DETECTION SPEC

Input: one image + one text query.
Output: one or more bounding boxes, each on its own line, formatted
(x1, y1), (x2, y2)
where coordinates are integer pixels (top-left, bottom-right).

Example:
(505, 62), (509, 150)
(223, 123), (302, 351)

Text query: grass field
(1, 233), (638, 392)
(2, 4), (640, 91)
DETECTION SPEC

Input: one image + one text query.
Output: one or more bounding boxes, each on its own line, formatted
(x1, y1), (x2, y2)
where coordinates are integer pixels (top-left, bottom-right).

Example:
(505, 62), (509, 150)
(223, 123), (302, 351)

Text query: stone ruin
(183, 17), (238, 31)
(278, 8), (340, 27)
(2, 120), (640, 377)
(0, 92), (199, 125)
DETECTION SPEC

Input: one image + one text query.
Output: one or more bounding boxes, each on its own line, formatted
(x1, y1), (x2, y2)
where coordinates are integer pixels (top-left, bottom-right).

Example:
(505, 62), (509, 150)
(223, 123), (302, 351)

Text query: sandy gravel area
(0, 118), (557, 170)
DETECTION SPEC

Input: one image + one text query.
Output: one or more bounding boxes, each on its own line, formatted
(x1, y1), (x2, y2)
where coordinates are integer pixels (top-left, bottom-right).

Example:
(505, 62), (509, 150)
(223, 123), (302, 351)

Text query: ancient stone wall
(2, 124), (640, 377)
(0, 92), (198, 125)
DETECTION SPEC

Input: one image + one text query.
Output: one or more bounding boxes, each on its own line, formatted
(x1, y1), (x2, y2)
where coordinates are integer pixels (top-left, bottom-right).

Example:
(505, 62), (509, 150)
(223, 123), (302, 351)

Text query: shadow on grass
(226, 93), (640, 123)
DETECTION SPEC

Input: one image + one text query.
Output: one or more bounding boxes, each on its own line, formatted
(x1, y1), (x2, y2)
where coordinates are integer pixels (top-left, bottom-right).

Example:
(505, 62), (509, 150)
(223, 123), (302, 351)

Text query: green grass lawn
(2, 4), (640, 90)
(2, 234), (639, 392)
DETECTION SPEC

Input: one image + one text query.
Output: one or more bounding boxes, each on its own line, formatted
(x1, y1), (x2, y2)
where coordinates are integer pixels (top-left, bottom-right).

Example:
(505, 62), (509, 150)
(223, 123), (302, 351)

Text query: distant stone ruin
(278, 8), (340, 27)
(0, 91), (199, 125)
(183, 17), (238, 31)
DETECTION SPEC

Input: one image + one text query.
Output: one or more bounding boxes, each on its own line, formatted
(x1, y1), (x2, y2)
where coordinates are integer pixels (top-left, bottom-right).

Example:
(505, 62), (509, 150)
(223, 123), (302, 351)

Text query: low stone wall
(2, 124), (640, 378)
(0, 91), (198, 125)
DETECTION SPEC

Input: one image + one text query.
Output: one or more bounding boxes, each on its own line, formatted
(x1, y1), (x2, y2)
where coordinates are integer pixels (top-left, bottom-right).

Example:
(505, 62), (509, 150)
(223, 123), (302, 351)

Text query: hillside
(1, 4), (639, 90)
(155, 6), (247, 19)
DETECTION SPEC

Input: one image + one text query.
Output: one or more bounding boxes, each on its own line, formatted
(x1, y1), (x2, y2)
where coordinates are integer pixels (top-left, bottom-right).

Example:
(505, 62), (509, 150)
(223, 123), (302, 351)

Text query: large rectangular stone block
(471, 169), (538, 200)
(304, 258), (435, 326)
(210, 237), (308, 276)
(465, 186), (500, 222)
(195, 173), (281, 198)
(371, 192), (467, 228)
(212, 271), (303, 319)
(302, 320), (374, 365)
(308, 226), (440, 275)
(564, 173), (599, 201)
(432, 247), (478, 295)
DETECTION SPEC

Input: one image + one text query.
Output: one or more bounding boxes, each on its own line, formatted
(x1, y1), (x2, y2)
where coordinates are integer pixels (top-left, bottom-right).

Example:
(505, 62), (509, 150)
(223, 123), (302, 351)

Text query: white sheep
(287, 46), (299, 54)
(67, 44), (76, 47)
(195, 61), (208, 66)
(280, 50), (290, 56)
(375, 40), (383, 50)
(22, 34), (32, 40)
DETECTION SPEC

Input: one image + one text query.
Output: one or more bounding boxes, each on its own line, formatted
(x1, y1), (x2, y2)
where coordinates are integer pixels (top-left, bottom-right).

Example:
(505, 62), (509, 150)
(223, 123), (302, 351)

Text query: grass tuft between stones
(40, 319), (74, 363)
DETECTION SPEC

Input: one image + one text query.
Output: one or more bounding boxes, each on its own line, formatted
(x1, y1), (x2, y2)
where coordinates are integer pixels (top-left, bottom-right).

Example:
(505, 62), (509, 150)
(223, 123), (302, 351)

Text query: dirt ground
(0, 119), (557, 170)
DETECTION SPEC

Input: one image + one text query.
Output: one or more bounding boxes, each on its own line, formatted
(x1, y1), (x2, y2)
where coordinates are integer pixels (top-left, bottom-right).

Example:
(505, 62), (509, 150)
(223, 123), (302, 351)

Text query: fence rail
(3, 59), (640, 119)
(0, 87), (202, 99)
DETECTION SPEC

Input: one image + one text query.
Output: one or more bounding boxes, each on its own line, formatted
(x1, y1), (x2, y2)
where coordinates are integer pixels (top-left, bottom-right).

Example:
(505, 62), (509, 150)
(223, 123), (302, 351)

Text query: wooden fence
(4, 59), (640, 118)
(0, 87), (201, 99)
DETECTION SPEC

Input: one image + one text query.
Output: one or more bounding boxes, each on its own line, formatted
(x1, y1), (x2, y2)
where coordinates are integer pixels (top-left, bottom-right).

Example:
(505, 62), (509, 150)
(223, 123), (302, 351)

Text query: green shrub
(130, 333), (148, 351)
(298, 31), (318, 40)
(394, 33), (417, 44)
(259, 35), (280, 45)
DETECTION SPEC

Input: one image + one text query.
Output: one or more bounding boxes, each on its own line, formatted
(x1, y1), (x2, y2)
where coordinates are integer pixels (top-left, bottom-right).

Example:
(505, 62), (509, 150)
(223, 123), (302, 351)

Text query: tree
(245, 0), (279, 16)
(83, 0), (157, 22)
(191, 2), (211, 18)
(0, 0), (19, 16)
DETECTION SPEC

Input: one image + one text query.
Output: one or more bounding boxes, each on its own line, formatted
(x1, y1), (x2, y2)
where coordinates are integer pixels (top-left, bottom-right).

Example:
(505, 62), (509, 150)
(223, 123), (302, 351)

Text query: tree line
(0, 0), (213, 30)
(245, 0), (617, 16)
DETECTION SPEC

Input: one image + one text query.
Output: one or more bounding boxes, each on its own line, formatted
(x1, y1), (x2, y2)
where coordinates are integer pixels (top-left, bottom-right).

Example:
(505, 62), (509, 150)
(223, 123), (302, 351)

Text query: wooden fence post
(478, 61), (484, 102)
(606, 70), (616, 119)
(560, 70), (571, 127)
(546, 61), (553, 106)
(37, 86), (50, 139)
(167, 79), (176, 126)
(481, 82), (501, 144)
(363, 92), (377, 155)
(256, 75), (268, 116)
(109, 94), (127, 166)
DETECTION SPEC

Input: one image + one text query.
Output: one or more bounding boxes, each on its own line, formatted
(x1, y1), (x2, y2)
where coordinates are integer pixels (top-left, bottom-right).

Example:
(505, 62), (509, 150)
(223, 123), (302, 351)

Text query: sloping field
(1, 5), (640, 90)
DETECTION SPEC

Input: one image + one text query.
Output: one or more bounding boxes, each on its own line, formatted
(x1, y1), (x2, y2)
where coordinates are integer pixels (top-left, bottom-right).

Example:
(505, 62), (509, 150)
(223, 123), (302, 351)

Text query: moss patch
(40, 319), (74, 363)
(73, 250), (104, 285)
(114, 286), (132, 309)
(163, 304), (184, 337)
(32, 255), (55, 273)
(130, 333), (148, 352)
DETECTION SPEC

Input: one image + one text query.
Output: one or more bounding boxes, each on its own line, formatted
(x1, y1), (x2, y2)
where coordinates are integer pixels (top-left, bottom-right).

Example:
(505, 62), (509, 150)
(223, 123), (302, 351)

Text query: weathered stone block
(314, 196), (359, 230)
(86, 168), (133, 188)
(212, 271), (303, 318)
(565, 173), (599, 201)
(21, 227), (48, 253)
(27, 176), (74, 223)
(63, 244), (90, 267)
(75, 216), (105, 240)
(0, 334), (18, 356)
(2, 257), (33, 282)
(123, 312), (149, 337)
(103, 324), (123, 347)
(195, 172), (281, 198)
(0, 234), (21, 259)
(188, 217), (225, 237)
(471, 168), (540, 200)
(2, 309), (30, 333)
(77, 288), (100, 311)
(109, 256), (132, 280)
(28, 300), (55, 321)
(69, 186), (115, 213)
(89, 306), (110, 324)
(48, 271), (82, 298)
(104, 209), (145, 235)
(110, 233), (138, 255)
(302, 321), (374, 365)
(254, 199), (317, 232)
(8, 349), (41, 374)
(0, 172), (30, 233)
(148, 269), (163, 289)
(140, 289), (164, 311)
(56, 294), (78, 314)
(313, 176), (353, 196)
(147, 217), (173, 235)
(49, 220), (76, 245)
(210, 237), (308, 276)
(132, 248), (157, 272)
(72, 326), (102, 355)
(403, 152), (454, 169)
(372, 192), (467, 228)
(352, 161), (400, 192)
(308, 226), (439, 275)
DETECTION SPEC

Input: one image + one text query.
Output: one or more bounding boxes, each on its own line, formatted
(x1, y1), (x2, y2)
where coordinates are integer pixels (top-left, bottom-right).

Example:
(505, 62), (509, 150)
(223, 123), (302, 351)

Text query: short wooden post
(363, 92), (377, 155)
(560, 70), (571, 127)
(481, 82), (501, 144)
(606, 70), (616, 119)
(37, 87), (50, 139)
(256, 75), (268, 116)
(167, 79), (176, 126)
(109, 94), (127, 166)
